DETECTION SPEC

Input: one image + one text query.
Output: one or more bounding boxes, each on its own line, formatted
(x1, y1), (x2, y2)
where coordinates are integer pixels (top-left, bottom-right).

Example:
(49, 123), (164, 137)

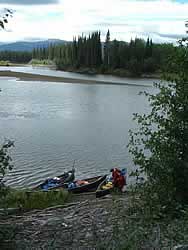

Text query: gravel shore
(0, 193), (130, 249)
(0, 70), (148, 86)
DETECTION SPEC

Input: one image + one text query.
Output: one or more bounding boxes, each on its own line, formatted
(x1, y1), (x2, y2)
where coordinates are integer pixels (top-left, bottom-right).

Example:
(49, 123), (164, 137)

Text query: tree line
(0, 50), (32, 63)
(32, 30), (177, 76)
(32, 31), (102, 69)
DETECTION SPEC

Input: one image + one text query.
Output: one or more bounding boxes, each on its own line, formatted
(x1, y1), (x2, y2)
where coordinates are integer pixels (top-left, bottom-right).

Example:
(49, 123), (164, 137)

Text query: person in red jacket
(117, 174), (126, 190)
(110, 168), (125, 191)
(111, 168), (120, 183)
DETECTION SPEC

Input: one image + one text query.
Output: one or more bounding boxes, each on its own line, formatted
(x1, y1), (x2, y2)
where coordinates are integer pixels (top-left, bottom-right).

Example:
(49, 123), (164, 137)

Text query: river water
(0, 66), (158, 188)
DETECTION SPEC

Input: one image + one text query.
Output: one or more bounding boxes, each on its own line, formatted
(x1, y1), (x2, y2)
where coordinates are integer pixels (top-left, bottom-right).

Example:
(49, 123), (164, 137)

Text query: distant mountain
(0, 39), (67, 52)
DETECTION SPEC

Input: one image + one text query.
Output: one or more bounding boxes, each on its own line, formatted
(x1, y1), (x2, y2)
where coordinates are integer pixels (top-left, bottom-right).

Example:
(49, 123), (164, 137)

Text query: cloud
(130, 30), (185, 43)
(94, 22), (130, 28)
(154, 32), (186, 39)
(0, 0), (59, 5)
(23, 37), (47, 41)
(0, 0), (187, 43)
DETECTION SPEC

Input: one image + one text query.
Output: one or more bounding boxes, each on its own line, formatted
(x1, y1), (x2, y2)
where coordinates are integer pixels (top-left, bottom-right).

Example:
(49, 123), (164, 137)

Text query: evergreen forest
(32, 30), (177, 76)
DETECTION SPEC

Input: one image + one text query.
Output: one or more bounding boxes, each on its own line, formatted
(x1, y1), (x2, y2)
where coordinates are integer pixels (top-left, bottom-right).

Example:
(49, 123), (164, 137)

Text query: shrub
(128, 38), (188, 210)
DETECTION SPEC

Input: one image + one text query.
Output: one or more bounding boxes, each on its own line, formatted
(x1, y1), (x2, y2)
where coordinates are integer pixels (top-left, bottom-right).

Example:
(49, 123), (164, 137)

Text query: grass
(0, 188), (70, 249)
(0, 61), (26, 66)
(1, 188), (69, 210)
(0, 60), (10, 66)
(30, 59), (55, 66)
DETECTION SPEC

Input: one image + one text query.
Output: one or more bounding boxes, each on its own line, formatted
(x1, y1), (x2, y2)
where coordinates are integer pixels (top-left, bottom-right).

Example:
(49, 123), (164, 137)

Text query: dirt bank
(0, 193), (130, 249)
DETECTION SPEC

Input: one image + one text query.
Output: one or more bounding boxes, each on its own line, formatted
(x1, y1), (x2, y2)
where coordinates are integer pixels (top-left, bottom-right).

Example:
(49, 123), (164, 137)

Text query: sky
(0, 0), (187, 43)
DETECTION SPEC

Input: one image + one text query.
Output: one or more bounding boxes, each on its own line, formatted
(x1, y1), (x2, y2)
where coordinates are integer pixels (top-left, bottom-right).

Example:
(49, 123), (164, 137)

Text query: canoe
(66, 175), (107, 194)
(96, 178), (114, 198)
(32, 169), (75, 191)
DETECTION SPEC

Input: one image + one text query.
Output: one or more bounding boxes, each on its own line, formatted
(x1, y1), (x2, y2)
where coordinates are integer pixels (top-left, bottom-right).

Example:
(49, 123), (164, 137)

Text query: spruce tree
(145, 37), (150, 58)
(96, 31), (102, 67)
(104, 29), (110, 68)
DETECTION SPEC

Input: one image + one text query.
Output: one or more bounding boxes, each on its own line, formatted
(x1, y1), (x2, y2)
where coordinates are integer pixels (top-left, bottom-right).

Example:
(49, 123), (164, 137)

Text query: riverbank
(1, 193), (128, 249)
(4, 61), (161, 79)
(56, 65), (161, 79)
(0, 70), (151, 86)
(1, 192), (188, 249)
(0, 62), (27, 67)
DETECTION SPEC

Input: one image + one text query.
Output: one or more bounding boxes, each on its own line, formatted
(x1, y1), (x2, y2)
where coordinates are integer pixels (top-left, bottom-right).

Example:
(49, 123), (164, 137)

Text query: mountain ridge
(0, 39), (68, 52)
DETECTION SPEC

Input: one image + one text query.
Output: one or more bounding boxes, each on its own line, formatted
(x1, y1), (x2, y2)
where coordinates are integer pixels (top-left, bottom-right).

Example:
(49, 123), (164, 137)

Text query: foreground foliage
(0, 8), (13, 30)
(128, 36), (188, 208)
(97, 193), (188, 250)
(0, 140), (14, 178)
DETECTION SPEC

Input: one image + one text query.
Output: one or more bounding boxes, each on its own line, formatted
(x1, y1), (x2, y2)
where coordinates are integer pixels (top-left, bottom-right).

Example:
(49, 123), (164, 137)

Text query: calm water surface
(0, 67), (158, 188)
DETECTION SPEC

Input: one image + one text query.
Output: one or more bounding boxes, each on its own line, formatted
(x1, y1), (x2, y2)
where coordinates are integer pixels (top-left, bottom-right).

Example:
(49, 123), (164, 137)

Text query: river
(0, 66), (158, 188)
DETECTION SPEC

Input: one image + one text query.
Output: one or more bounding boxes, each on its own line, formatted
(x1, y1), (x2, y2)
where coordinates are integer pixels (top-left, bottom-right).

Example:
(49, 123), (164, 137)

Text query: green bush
(128, 38), (188, 209)
(0, 60), (10, 66)
(30, 59), (54, 66)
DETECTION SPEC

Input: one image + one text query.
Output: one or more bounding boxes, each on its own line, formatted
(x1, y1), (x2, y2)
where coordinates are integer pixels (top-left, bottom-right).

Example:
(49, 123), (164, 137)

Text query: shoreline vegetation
(54, 65), (161, 79)
(30, 58), (162, 79)
(0, 57), (162, 79)
(0, 188), (69, 213)
(0, 61), (27, 67)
